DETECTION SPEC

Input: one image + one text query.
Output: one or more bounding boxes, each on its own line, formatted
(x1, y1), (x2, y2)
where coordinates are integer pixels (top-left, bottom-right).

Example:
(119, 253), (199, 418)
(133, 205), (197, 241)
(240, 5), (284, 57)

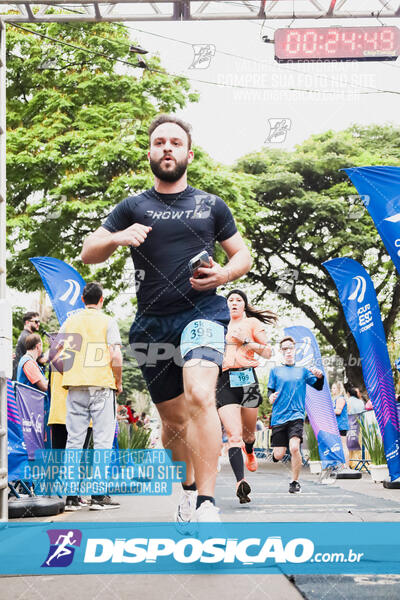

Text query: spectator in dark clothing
(13, 311), (46, 379)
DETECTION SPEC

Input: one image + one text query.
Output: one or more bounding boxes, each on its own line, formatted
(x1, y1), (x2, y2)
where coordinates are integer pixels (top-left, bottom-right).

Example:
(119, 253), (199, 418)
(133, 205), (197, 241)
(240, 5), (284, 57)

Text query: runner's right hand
(270, 392), (278, 404)
(114, 224), (152, 247)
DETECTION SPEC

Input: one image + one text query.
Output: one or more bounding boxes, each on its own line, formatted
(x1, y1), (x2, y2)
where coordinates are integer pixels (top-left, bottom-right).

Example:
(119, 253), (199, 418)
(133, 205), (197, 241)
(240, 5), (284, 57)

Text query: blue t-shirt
(268, 365), (319, 426)
(16, 355), (45, 391)
(333, 396), (349, 431)
(102, 186), (237, 316)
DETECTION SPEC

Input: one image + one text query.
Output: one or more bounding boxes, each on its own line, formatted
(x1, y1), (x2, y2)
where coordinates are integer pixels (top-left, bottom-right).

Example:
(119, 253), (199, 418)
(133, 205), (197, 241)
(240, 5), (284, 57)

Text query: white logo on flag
(59, 279), (81, 306)
(348, 276), (367, 303)
(297, 336), (314, 367)
(384, 213), (400, 223)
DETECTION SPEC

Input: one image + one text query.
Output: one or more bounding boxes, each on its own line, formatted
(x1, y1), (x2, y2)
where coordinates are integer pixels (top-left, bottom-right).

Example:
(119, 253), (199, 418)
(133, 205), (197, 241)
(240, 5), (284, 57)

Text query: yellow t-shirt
(48, 368), (68, 425)
(61, 308), (118, 389)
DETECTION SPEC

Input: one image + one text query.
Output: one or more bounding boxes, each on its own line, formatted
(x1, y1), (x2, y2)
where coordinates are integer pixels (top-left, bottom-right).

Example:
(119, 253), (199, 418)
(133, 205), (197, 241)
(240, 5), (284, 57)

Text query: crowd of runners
(14, 114), (360, 522)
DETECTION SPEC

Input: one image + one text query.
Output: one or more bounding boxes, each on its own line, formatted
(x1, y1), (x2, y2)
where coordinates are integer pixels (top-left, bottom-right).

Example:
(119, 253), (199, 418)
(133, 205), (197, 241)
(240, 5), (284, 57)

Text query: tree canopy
(6, 22), (198, 292)
(6, 22), (257, 300)
(236, 124), (400, 386)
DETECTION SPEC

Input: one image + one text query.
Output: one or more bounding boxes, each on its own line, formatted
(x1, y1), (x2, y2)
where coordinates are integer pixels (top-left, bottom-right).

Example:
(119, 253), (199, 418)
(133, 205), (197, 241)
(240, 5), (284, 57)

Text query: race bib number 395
(180, 319), (225, 358)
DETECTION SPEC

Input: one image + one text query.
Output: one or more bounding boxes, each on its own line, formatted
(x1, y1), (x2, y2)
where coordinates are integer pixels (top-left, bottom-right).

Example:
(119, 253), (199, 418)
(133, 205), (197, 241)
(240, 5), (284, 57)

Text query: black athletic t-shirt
(102, 186), (237, 315)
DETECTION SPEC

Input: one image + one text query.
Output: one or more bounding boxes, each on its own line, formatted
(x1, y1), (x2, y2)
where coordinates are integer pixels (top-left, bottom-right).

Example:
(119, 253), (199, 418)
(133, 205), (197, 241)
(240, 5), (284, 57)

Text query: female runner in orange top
(216, 290), (277, 504)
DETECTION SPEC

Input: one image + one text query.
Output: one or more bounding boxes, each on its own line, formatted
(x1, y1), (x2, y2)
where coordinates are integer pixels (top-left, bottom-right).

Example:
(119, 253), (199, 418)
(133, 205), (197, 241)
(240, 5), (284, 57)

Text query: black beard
(149, 156), (188, 183)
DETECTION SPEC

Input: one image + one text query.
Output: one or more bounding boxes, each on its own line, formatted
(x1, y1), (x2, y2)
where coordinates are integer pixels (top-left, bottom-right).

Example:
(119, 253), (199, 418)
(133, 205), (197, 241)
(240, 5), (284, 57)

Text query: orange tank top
(222, 317), (265, 371)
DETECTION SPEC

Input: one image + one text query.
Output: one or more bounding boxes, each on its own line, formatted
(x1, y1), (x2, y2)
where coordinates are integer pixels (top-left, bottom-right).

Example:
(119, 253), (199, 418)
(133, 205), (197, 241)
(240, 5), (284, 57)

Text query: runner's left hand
(189, 257), (228, 290)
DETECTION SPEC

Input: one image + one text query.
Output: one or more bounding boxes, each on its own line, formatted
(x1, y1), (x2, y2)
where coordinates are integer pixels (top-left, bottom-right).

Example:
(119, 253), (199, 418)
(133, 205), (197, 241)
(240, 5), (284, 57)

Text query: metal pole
(0, 19), (9, 523)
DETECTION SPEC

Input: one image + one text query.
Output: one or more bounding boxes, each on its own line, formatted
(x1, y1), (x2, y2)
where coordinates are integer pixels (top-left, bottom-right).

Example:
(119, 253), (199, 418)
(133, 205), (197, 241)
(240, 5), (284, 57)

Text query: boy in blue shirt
(268, 336), (324, 494)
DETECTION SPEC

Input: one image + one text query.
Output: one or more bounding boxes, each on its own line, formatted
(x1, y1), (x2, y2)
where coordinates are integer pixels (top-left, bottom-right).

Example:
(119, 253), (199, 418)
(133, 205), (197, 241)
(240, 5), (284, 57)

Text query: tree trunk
(344, 362), (365, 392)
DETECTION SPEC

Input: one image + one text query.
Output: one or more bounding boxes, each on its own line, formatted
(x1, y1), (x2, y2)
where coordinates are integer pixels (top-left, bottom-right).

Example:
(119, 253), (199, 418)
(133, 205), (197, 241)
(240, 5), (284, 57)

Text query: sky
(123, 16), (400, 164)
(9, 12), (400, 319)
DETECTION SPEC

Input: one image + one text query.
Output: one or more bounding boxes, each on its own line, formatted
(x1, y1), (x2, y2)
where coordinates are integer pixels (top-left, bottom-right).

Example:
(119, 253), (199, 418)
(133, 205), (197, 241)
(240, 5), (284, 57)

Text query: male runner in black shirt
(81, 114), (251, 522)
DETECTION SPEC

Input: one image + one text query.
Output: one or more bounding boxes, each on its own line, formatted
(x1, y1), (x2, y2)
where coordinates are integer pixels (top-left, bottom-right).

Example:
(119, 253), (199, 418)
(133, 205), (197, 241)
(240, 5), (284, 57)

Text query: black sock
(245, 441), (255, 455)
(229, 446), (245, 482)
(196, 495), (215, 509)
(182, 481), (197, 491)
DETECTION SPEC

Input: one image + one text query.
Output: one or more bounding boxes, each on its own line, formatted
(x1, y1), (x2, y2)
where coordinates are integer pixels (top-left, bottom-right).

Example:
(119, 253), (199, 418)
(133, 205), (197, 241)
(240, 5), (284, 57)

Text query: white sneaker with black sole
(89, 496), (120, 510)
(175, 489), (198, 523)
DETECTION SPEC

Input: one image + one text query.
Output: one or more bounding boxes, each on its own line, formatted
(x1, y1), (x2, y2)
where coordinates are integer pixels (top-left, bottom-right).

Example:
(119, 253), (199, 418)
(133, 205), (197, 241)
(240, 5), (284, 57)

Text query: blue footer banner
(1, 522), (400, 575)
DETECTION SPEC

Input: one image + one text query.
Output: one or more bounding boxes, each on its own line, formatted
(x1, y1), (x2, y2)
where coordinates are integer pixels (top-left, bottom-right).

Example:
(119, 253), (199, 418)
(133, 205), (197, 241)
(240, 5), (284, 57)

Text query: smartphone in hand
(189, 251), (211, 279)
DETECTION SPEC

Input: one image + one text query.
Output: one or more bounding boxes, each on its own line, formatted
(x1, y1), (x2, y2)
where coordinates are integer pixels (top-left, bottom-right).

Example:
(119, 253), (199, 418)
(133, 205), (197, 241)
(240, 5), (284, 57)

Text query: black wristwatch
(242, 337), (251, 346)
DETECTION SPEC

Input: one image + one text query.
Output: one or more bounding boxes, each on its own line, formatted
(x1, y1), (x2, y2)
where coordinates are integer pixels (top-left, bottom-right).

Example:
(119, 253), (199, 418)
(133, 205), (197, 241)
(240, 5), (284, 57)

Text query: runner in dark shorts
(268, 336), (324, 495)
(130, 294), (229, 404)
(81, 115), (252, 523)
(270, 418), (304, 447)
(216, 290), (276, 504)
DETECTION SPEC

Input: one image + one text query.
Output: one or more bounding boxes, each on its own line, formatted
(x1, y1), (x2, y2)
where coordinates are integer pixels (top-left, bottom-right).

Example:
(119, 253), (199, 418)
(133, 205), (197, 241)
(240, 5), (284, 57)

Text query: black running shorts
(129, 295), (229, 404)
(270, 418), (304, 447)
(216, 368), (263, 409)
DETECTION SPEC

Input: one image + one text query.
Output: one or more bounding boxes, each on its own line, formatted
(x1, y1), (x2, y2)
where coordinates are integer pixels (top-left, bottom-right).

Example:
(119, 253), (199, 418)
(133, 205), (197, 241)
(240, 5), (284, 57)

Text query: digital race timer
(274, 26), (400, 62)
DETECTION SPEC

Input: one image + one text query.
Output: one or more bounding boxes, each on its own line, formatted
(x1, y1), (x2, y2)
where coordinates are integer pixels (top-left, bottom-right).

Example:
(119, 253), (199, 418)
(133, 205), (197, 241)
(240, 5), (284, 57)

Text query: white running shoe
(319, 465), (337, 485)
(175, 489), (198, 523)
(195, 500), (221, 523)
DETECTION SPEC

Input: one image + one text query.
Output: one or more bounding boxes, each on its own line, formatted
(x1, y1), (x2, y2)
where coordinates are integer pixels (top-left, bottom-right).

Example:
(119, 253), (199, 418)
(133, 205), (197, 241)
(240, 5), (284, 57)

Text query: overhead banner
(284, 326), (344, 467)
(344, 166), (400, 276)
(324, 257), (400, 481)
(7, 379), (30, 481)
(30, 256), (86, 325)
(14, 382), (49, 461)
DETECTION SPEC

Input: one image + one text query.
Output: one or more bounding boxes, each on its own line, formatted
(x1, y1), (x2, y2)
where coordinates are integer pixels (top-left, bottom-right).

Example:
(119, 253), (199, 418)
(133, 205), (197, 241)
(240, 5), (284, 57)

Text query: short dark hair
(348, 386), (363, 399)
(82, 282), (103, 305)
(148, 114), (192, 149)
(280, 336), (295, 348)
(23, 311), (39, 324)
(26, 333), (42, 351)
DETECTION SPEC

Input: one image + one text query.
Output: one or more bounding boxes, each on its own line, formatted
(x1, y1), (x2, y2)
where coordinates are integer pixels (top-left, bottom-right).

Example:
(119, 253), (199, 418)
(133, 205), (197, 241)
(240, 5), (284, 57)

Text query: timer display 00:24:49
(274, 26), (400, 62)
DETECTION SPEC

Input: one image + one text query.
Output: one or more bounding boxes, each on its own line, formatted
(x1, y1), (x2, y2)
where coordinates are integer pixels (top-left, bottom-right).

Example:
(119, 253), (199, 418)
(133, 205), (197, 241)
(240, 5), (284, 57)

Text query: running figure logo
(265, 118), (291, 143)
(189, 44), (216, 69)
(42, 529), (82, 567)
(192, 194), (215, 219)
